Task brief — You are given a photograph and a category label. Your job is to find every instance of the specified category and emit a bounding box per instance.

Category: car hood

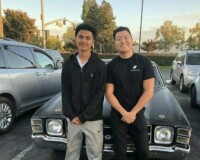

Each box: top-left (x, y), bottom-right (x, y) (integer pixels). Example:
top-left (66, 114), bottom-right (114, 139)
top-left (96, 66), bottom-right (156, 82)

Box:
top-left (103, 87), bottom-right (190, 127)
top-left (33, 87), bottom-right (190, 127)
top-left (33, 93), bottom-right (63, 118)
top-left (144, 87), bottom-right (190, 126)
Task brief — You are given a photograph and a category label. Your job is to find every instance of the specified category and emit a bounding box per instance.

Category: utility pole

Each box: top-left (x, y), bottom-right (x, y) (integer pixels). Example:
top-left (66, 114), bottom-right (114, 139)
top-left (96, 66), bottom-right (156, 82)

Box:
top-left (138, 0), bottom-right (144, 53)
top-left (0, 0), bottom-right (4, 37)
top-left (41, 0), bottom-right (46, 48)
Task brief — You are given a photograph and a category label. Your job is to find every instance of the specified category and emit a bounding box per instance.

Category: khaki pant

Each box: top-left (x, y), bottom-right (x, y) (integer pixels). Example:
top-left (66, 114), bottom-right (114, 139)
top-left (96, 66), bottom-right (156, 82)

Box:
top-left (65, 119), bottom-right (103, 160)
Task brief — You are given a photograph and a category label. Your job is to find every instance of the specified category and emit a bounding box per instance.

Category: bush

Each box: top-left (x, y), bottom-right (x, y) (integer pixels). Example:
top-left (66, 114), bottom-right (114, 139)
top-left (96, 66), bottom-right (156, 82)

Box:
top-left (61, 53), bottom-right (176, 66)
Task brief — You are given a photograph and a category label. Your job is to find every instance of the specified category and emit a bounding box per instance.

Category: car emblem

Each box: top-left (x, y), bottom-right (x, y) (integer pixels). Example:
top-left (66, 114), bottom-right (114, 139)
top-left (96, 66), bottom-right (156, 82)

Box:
top-left (55, 108), bottom-right (61, 112)
top-left (159, 114), bottom-right (165, 119)
top-left (133, 65), bottom-right (137, 69)
top-left (104, 135), bottom-right (111, 140)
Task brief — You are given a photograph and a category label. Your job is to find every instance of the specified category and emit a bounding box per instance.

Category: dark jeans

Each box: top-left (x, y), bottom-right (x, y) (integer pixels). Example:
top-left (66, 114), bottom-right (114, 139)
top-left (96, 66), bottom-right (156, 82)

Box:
top-left (110, 110), bottom-right (149, 160)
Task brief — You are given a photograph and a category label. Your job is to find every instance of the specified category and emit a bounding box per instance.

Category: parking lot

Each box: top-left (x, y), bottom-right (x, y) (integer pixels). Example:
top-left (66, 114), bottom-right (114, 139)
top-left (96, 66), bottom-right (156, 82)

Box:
top-left (0, 69), bottom-right (200, 160)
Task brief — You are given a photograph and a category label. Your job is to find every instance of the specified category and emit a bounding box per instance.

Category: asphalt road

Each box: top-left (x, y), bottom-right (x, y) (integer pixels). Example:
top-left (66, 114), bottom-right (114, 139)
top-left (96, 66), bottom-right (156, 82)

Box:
top-left (0, 69), bottom-right (200, 160)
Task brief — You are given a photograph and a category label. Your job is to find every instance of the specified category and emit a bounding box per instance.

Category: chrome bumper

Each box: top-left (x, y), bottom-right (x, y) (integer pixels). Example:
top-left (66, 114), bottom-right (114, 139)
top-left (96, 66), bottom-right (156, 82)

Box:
top-left (32, 134), bottom-right (190, 160)
top-left (32, 134), bottom-right (67, 151)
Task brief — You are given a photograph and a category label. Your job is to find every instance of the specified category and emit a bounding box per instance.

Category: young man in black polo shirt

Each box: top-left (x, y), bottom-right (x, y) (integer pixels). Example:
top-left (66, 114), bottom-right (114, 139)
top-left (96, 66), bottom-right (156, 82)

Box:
top-left (106, 26), bottom-right (155, 160)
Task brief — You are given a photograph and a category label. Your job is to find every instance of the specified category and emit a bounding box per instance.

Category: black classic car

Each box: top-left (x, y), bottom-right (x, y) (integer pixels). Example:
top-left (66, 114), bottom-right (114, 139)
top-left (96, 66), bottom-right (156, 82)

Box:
top-left (31, 61), bottom-right (191, 160)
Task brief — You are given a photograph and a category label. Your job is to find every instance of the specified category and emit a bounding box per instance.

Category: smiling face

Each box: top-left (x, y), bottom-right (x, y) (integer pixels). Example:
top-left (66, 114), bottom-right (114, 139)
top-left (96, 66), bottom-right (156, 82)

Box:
top-left (115, 30), bottom-right (133, 55)
top-left (75, 30), bottom-right (94, 53)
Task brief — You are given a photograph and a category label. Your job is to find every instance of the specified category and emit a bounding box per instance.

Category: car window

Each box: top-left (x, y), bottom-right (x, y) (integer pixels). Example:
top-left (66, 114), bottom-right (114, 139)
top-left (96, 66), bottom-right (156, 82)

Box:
top-left (46, 50), bottom-right (63, 59)
top-left (34, 50), bottom-right (54, 70)
top-left (3, 45), bottom-right (36, 69)
top-left (175, 52), bottom-right (182, 61)
top-left (176, 52), bottom-right (184, 62)
top-left (153, 66), bottom-right (162, 87)
top-left (186, 53), bottom-right (200, 65)
top-left (180, 52), bottom-right (186, 63)
top-left (0, 48), bottom-right (5, 68)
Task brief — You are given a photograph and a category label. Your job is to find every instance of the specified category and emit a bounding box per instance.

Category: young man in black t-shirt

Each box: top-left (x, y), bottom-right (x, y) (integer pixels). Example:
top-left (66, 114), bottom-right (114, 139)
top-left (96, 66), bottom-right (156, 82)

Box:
top-left (106, 26), bottom-right (155, 160)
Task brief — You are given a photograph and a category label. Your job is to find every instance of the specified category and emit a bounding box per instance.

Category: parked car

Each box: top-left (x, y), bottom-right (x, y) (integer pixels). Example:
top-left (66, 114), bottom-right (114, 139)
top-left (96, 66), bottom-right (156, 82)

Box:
top-left (0, 38), bottom-right (62, 134)
top-left (190, 77), bottom-right (200, 108)
top-left (44, 49), bottom-right (64, 63)
top-left (31, 61), bottom-right (191, 160)
top-left (170, 50), bottom-right (200, 92)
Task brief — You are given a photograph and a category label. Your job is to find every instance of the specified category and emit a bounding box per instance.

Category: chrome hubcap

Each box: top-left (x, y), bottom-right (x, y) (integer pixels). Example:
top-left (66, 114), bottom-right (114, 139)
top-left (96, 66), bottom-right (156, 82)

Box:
top-left (0, 103), bottom-right (12, 129)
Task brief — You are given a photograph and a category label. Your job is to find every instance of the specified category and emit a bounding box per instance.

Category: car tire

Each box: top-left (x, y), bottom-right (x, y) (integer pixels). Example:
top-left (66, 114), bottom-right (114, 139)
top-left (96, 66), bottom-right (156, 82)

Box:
top-left (170, 70), bottom-right (176, 84)
top-left (0, 97), bottom-right (15, 135)
top-left (191, 86), bottom-right (199, 108)
top-left (179, 76), bottom-right (187, 93)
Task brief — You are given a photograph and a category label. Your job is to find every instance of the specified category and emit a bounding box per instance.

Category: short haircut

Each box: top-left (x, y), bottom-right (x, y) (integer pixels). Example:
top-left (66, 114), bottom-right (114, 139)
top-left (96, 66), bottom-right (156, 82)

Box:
top-left (113, 26), bottom-right (132, 40)
top-left (75, 23), bottom-right (97, 40)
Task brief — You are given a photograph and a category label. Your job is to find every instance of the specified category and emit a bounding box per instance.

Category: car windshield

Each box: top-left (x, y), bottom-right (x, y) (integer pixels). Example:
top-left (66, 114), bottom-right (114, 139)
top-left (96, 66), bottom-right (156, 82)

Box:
top-left (153, 65), bottom-right (162, 87)
top-left (186, 53), bottom-right (200, 65)
top-left (45, 50), bottom-right (63, 59)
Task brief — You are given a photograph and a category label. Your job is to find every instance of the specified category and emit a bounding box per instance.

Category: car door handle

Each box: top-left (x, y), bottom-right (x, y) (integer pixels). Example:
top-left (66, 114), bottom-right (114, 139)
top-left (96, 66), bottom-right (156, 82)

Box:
top-left (35, 72), bottom-right (41, 76)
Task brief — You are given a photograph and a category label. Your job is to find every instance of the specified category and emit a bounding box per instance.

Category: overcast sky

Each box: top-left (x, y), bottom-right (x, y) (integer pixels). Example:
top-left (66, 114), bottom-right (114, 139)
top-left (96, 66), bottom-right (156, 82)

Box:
top-left (2, 0), bottom-right (200, 41)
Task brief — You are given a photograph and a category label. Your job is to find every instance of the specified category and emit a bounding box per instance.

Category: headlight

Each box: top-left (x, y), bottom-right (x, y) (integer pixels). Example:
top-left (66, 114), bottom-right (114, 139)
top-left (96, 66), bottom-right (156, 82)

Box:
top-left (154, 126), bottom-right (174, 144)
top-left (46, 119), bottom-right (63, 136)
top-left (188, 70), bottom-right (199, 76)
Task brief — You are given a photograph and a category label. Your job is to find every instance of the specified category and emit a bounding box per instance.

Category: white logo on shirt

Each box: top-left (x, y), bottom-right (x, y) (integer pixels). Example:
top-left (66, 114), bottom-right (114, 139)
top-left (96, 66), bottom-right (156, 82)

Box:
top-left (131, 65), bottom-right (140, 72)
top-left (91, 74), bottom-right (93, 77)
top-left (133, 65), bottom-right (137, 69)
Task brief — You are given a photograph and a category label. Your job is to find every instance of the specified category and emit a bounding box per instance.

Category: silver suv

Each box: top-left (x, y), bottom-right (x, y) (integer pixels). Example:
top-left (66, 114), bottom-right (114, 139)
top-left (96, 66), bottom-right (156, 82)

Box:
top-left (170, 50), bottom-right (200, 92)
top-left (0, 39), bottom-right (62, 134)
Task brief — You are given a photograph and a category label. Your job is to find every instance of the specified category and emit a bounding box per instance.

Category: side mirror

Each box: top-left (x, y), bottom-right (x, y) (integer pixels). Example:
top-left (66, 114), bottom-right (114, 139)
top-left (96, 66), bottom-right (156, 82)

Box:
top-left (55, 60), bottom-right (63, 69)
top-left (177, 61), bottom-right (182, 66)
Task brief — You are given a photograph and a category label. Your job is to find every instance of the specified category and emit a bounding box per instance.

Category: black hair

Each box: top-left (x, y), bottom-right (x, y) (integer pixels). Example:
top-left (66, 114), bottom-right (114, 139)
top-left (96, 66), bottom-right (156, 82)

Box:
top-left (75, 23), bottom-right (97, 40)
top-left (113, 26), bottom-right (132, 40)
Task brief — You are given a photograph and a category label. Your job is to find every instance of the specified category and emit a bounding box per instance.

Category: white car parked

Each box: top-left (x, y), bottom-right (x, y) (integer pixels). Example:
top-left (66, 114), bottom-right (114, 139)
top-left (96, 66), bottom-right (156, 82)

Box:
top-left (190, 77), bottom-right (200, 108)
top-left (170, 50), bottom-right (200, 92)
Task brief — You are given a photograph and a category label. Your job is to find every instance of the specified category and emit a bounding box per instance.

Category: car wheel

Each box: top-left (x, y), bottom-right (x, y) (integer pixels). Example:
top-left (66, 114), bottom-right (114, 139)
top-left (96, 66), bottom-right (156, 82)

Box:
top-left (179, 76), bottom-right (187, 93)
top-left (0, 97), bottom-right (15, 135)
top-left (170, 70), bottom-right (176, 84)
top-left (191, 86), bottom-right (199, 108)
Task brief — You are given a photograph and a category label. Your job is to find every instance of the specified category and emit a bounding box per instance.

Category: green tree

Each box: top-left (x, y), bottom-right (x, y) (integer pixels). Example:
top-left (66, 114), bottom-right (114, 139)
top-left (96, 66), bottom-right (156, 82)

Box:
top-left (83, 0), bottom-right (99, 30)
top-left (29, 36), bottom-right (42, 47)
top-left (141, 39), bottom-right (159, 54)
top-left (64, 39), bottom-right (76, 52)
top-left (82, 0), bottom-right (97, 21)
top-left (3, 9), bottom-right (37, 42)
top-left (63, 24), bottom-right (76, 42)
top-left (187, 22), bottom-right (200, 49)
top-left (156, 21), bottom-right (185, 52)
top-left (97, 0), bottom-right (116, 53)
top-left (81, 0), bottom-right (116, 53)
top-left (46, 37), bottom-right (61, 50)
top-left (63, 24), bottom-right (76, 51)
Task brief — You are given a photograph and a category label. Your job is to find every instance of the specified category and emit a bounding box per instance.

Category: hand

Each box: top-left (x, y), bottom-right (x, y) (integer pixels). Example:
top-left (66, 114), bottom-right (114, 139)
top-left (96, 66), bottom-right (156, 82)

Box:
top-left (121, 111), bottom-right (136, 124)
top-left (71, 116), bottom-right (81, 125)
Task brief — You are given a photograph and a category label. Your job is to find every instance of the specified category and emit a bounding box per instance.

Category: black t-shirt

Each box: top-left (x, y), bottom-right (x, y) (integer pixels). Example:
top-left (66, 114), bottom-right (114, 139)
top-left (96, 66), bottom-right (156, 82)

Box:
top-left (107, 53), bottom-right (155, 111)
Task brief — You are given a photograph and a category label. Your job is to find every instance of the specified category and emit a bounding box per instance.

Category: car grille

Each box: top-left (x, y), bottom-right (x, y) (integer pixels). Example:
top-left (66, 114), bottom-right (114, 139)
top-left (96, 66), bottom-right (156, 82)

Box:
top-left (103, 124), bottom-right (152, 152)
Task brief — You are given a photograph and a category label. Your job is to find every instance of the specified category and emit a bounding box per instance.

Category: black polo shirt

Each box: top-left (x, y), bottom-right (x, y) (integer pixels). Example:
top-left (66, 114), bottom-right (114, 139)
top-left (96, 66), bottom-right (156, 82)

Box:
top-left (107, 53), bottom-right (155, 111)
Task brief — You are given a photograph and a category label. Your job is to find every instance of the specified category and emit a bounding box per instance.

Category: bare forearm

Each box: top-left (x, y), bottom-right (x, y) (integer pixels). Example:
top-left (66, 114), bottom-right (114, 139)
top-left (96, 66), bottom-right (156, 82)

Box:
top-left (106, 94), bottom-right (126, 116)
top-left (106, 83), bottom-right (135, 124)
top-left (131, 89), bottom-right (153, 115)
